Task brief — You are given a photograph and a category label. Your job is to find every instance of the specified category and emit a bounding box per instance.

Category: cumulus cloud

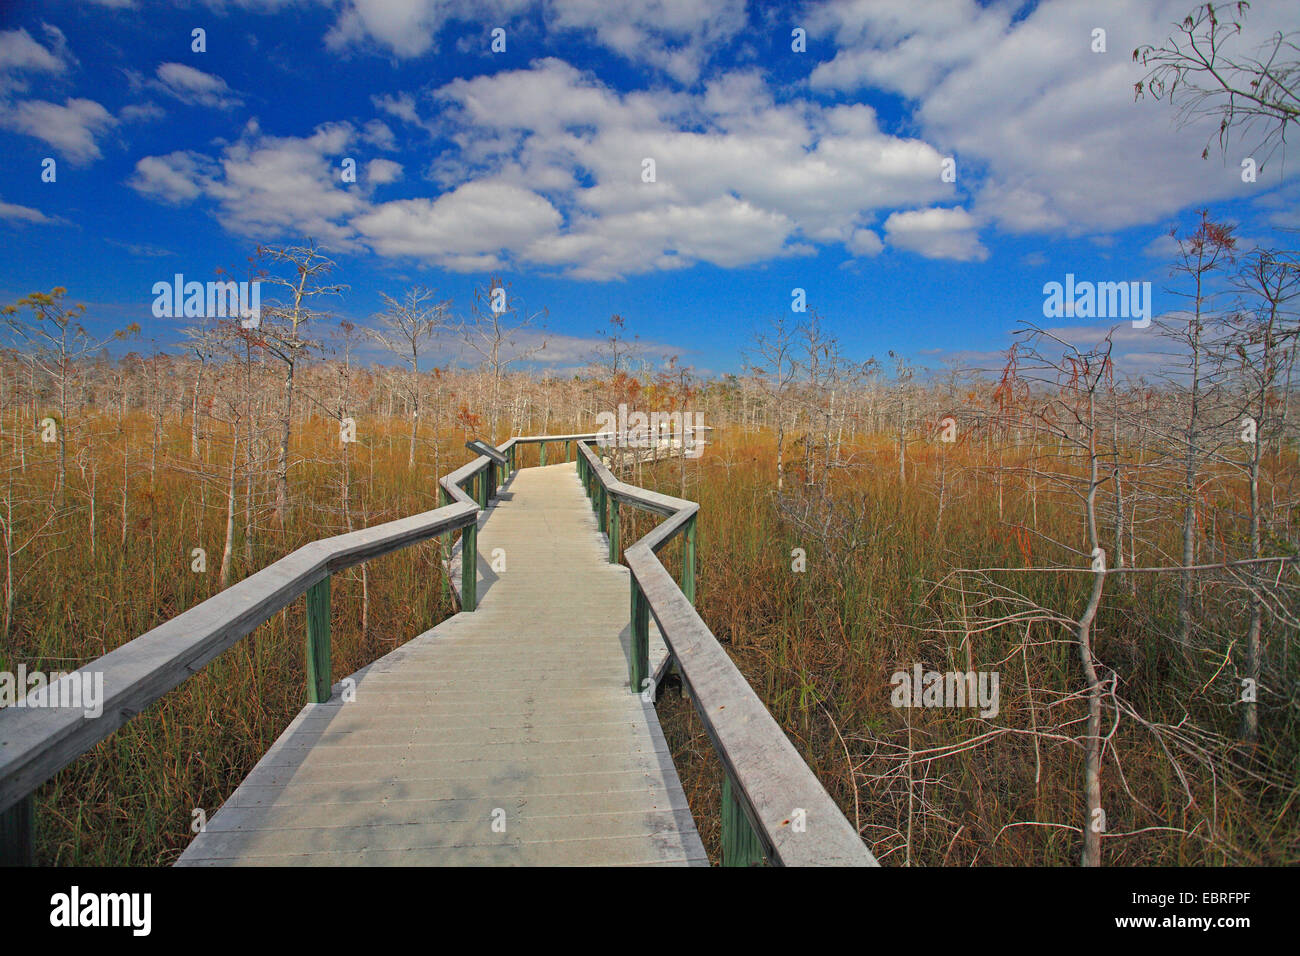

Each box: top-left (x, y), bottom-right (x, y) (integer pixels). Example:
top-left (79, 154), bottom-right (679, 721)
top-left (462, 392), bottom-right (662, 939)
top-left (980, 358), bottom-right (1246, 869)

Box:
top-left (405, 58), bottom-right (957, 275)
top-left (806, 0), bottom-right (1300, 237)
top-left (130, 121), bottom-right (370, 247)
top-left (883, 207), bottom-right (989, 261)
top-left (319, 0), bottom-right (740, 83)
top-left (0, 25), bottom-right (73, 94)
top-left (847, 228), bottom-right (883, 257)
top-left (546, 0), bottom-right (748, 85)
top-left (354, 180), bottom-right (562, 271)
top-left (365, 158), bottom-right (403, 184)
top-left (2, 97), bottom-right (115, 165)
top-left (130, 53), bottom-right (977, 276)
top-left (324, 0), bottom-right (532, 58)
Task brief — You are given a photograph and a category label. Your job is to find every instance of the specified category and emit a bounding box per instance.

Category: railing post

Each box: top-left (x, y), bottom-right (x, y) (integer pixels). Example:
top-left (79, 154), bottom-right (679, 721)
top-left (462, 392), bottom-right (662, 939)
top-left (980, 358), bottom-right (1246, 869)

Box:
top-left (306, 576), bottom-right (331, 703)
top-left (683, 513), bottom-right (696, 605)
top-left (629, 576), bottom-right (649, 695)
top-left (609, 494), bottom-right (620, 562)
top-left (439, 486), bottom-right (451, 604)
top-left (0, 795), bottom-right (34, 866)
top-left (722, 775), bottom-right (765, 867)
top-left (540, 441), bottom-right (547, 467)
top-left (598, 485), bottom-right (607, 533)
top-left (565, 440), bottom-right (571, 462)
top-left (477, 469), bottom-right (488, 509)
top-left (461, 520), bottom-right (477, 611)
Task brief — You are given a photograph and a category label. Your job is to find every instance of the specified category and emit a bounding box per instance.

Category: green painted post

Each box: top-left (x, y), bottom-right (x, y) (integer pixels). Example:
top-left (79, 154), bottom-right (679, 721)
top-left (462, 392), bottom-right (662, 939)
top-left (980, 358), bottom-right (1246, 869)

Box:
top-left (462, 520), bottom-right (477, 611)
top-left (306, 576), bottom-right (331, 703)
top-left (565, 440), bottom-right (571, 462)
top-left (477, 469), bottom-right (488, 509)
top-left (721, 775), bottom-right (766, 866)
top-left (683, 514), bottom-right (696, 605)
top-left (0, 796), bottom-right (34, 866)
top-left (609, 495), bottom-right (620, 563)
top-left (540, 442), bottom-right (547, 467)
top-left (629, 577), bottom-right (649, 695)
top-left (598, 485), bottom-right (607, 533)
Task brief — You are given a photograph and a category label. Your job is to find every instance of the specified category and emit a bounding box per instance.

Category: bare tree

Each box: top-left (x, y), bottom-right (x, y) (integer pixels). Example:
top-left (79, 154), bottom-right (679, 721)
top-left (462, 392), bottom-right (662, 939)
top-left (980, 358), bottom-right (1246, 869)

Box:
top-left (369, 286), bottom-right (451, 469)
top-left (254, 242), bottom-right (346, 525)
top-left (458, 278), bottom-right (545, 441)
top-left (1135, 2), bottom-right (1300, 168)
top-left (746, 315), bottom-right (798, 491)
top-left (3, 288), bottom-right (136, 500)
top-left (1159, 212), bottom-right (1238, 650)
top-left (1227, 245), bottom-right (1300, 741)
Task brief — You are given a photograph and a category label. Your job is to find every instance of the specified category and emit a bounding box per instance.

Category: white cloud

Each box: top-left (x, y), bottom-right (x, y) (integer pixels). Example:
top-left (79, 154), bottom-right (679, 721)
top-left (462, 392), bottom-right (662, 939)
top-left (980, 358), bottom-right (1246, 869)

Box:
top-left (0, 24), bottom-right (76, 108)
top-left (128, 53), bottom-right (988, 276)
top-left (847, 228), bottom-right (883, 256)
top-left (129, 152), bottom-right (215, 203)
top-left (2, 97), bottom-right (115, 165)
top-left (807, 0), bottom-right (1010, 99)
top-left (324, 0), bottom-right (532, 58)
top-left (120, 102), bottom-right (166, 123)
top-left (152, 62), bottom-right (241, 109)
top-left (883, 207), bottom-right (988, 261)
top-left (547, 0), bottom-right (747, 85)
top-left (361, 118), bottom-right (397, 150)
top-left (317, 0), bottom-right (740, 83)
top-left (414, 59), bottom-right (956, 276)
top-left (130, 121), bottom-right (369, 247)
top-left (365, 158), bottom-right (403, 184)
top-left (807, 0), bottom-right (1300, 238)
top-left (0, 197), bottom-right (55, 225)
top-left (354, 180), bottom-right (562, 270)
top-left (1142, 232), bottom-right (1180, 259)
top-left (0, 26), bottom-right (71, 94)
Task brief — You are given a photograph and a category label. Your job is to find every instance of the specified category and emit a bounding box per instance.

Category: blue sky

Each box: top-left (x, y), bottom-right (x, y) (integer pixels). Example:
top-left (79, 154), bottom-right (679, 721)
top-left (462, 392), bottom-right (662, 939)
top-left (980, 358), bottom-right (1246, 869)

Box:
top-left (1, 0), bottom-right (1297, 377)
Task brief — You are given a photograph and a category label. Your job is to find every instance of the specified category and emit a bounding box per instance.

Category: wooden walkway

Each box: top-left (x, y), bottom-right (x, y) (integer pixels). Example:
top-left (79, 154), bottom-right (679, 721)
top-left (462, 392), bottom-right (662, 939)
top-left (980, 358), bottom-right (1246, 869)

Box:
top-left (177, 462), bottom-right (705, 866)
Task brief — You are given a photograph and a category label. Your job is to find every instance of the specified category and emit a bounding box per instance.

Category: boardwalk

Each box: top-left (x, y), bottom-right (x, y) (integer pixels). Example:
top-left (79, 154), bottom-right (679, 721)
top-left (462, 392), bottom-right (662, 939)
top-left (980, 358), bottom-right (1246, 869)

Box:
top-left (2, 432), bottom-right (874, 867)
top-left (177, 462), bottom-right (706, 866)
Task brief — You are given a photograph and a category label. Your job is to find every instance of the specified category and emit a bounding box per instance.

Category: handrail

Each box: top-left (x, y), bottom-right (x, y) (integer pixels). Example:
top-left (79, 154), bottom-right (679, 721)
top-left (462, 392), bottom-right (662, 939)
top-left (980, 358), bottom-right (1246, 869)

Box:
top-left (574, 439), bottom-right (878, 867)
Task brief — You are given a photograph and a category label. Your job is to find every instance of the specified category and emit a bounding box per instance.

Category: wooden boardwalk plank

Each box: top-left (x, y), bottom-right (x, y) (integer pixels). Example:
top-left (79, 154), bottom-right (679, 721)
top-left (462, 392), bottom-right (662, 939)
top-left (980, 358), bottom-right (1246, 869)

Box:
top-left (178, 463), bottom-right (705, 867)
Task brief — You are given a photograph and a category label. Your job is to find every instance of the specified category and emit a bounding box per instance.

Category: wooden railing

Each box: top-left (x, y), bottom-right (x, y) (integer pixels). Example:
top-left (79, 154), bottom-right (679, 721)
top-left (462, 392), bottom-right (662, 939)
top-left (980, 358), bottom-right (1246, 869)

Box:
top-left (575, 440), bottom-right (878, 867)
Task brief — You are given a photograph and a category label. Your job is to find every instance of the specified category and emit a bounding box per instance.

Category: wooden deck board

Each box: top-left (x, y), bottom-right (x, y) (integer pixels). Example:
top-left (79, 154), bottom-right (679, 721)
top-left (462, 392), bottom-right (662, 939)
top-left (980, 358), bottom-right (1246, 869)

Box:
top-left (177, 462), bottom-right (705, 867)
